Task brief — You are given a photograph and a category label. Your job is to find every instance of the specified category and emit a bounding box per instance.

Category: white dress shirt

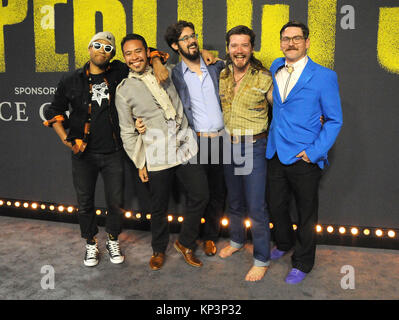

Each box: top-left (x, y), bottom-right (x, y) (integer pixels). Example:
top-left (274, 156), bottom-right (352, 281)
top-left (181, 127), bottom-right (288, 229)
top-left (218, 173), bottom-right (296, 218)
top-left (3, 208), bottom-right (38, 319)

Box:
top-left (275, 55), bottom-right (308, 102)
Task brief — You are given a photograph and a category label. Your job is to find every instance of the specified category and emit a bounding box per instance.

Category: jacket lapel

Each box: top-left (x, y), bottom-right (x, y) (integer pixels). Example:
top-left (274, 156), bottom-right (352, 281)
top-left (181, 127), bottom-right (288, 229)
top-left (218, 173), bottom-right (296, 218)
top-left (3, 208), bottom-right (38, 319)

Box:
top-left (271, 59), bottom-right (285, 104)
top-left (284, 57), bottom-right (316, 102)
top-left (206, 63), bottom-right (222, 109)
top-left (175, 62), bottom-right (190, 105)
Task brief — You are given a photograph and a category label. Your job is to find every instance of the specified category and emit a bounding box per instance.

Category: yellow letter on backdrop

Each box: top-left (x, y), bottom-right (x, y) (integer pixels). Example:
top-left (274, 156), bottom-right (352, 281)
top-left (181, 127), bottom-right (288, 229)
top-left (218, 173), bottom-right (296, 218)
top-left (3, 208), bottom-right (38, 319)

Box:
top-left (307, 0), bottom-right (337, 69)
top-left (133, 0), bottom-right (157, 48)
top-left (74, 0), bottom-right (126, 68)
top-left (34, 0), bottom-right (68, 72)
top-left (178, 0), bottom-right (203, 48)
top-left (377, 7), bottom-right (399, 74)
top-left (0, 0), bottom-right (28, 72)
top-left (255, 4), bottom-right (289, 69)
top-left (226, 0), bottom-right (252, 32)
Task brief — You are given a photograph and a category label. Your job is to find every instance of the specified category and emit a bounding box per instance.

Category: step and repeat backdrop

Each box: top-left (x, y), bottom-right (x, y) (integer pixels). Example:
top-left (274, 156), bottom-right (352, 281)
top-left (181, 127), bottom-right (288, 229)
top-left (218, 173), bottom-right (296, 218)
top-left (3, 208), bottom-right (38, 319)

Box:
top-left (0, 0), bottom-right (398, 228)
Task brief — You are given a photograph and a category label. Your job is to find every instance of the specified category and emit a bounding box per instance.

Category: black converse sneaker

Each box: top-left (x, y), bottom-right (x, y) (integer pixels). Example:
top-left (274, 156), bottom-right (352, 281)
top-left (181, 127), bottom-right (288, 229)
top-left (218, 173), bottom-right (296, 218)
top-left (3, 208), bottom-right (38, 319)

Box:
top-left (106, 237), bottom-right (124, 264)
top-left (84, 240), bottom-right (99, 267)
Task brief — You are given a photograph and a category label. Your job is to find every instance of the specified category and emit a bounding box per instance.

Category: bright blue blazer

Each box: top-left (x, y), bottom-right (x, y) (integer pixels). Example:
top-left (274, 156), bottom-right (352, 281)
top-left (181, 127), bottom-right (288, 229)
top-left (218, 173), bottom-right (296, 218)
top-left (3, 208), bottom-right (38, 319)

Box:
top-left (266, 57), bottom-right (343, 169)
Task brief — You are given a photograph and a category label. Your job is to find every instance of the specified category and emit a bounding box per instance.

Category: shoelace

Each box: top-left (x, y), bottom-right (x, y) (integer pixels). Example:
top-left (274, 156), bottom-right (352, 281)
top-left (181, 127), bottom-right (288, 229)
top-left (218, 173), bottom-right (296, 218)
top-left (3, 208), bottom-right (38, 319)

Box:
top-left (107, 240), bottom-right (121, 257)
top-left (86, 244), bottom-right (98, 259)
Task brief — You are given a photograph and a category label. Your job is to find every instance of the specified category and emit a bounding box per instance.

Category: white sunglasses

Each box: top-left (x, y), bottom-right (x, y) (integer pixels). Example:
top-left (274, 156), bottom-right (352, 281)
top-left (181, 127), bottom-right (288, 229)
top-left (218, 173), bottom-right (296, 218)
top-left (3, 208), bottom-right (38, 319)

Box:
top-left (91, 41), bottom-right (114, 53)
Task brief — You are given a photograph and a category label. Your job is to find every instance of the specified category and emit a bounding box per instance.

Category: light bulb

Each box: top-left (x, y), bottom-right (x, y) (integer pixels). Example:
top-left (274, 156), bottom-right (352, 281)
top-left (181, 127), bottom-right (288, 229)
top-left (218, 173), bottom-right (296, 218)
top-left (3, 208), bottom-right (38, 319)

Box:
top-left (388, 230), bottom-right (395, 238)
top-left (221, 218), bottom-right (229, 226)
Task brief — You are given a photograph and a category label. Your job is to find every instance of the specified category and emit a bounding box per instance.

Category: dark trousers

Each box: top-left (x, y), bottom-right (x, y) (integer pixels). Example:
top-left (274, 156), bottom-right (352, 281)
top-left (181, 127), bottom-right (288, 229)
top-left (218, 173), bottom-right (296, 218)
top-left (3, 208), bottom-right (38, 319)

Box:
top-left (147, 163), bottom-right (209, 253)
top-left (196, 136), bottom-right (226, 242)
top-left (72, 150), bottom-right (125, 240)
top-left (266, 155), bottom-right (322, 273)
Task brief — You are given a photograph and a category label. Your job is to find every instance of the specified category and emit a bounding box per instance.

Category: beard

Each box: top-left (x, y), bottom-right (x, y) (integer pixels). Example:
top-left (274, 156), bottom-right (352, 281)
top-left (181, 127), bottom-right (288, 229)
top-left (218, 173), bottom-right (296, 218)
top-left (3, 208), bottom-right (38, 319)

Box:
top-left (91, 54), bottom-right (111, 70)
top-left (93, 60), bottom-right (110, 69)
top-left (178, 43), bottom-right (200, 61)
top-left (230, 54), bottom-right (252, 72)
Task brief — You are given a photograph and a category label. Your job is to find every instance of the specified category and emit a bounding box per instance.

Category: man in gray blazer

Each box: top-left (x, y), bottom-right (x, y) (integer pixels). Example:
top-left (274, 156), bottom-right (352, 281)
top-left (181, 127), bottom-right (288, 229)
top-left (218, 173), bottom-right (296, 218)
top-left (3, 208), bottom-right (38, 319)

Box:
top-left (115, 33), bottom-right (209, 271)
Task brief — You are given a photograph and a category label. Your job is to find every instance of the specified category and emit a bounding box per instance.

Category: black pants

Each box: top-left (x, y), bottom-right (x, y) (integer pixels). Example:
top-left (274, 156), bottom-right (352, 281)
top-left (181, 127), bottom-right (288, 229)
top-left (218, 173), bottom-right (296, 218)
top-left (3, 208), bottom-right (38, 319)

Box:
top-left (196, 136), bottom-right (226, 242)
top-left (72, 150), bottom-right (124, 240)
top-left (148, 163), bottom-right (209, 253)
top-left (266, 155), bottom-right (322, 273)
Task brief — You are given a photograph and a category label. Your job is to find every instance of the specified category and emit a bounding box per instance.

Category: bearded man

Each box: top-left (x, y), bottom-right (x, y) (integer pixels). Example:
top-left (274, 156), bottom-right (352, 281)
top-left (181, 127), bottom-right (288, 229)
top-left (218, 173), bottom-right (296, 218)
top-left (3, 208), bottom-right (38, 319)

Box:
top-left (163, 21), bottom-right (226, 257)
top-left (217, 25), bottom-right (273, 282)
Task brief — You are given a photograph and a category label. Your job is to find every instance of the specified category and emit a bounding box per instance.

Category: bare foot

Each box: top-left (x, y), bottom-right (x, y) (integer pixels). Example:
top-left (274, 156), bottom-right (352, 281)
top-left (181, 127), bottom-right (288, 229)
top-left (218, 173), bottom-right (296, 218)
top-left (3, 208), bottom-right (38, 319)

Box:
top-left (218, 245), bottom-right (240, 259)
top-left (245, 265), bottom-right (268, 282)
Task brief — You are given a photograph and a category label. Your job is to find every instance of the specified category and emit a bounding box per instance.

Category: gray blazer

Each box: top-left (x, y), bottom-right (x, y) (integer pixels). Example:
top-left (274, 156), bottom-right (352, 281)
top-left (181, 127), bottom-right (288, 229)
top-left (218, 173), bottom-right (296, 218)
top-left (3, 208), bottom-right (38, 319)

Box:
top-left (115, 67), bottom-right (198, 171)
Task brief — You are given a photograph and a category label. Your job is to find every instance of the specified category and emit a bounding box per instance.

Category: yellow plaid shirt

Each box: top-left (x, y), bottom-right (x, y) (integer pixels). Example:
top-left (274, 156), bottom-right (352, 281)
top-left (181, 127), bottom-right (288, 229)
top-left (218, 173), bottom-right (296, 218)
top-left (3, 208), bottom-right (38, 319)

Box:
top-left (219, 64), bottom-right (272, 136)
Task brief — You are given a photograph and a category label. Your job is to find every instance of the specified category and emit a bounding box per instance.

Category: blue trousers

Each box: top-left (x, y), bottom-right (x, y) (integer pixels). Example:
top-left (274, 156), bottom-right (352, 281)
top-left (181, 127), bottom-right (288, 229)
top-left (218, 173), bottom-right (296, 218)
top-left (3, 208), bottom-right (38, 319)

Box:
top-left (223, 137), bottom-right (271, 266)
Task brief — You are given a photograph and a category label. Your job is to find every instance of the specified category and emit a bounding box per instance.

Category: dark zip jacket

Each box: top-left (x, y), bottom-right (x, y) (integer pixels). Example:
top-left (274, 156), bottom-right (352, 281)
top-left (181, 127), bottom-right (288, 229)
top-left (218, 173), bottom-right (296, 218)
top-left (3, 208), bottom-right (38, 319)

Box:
top-left (44, 60), bottom-right (129, 150)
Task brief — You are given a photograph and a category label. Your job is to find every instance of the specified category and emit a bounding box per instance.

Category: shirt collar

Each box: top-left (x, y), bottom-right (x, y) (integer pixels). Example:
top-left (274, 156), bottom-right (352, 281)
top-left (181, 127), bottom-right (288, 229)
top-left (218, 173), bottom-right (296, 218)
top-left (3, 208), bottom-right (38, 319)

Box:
top-left (285, 55), bottom-right (308, 69)
top-left (182, 57), bottom-right (207, 74)
top-left (227, 63), bottom-right (255, 76)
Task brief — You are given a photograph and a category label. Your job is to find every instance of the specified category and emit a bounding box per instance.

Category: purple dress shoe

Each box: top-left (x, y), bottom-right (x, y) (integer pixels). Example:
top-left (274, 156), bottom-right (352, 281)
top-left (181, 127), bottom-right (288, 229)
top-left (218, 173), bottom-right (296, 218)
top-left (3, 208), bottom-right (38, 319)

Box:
top-left (285, 268), bottom-right (307, 284)
top-left (270, 247), bottom-right (286, 260)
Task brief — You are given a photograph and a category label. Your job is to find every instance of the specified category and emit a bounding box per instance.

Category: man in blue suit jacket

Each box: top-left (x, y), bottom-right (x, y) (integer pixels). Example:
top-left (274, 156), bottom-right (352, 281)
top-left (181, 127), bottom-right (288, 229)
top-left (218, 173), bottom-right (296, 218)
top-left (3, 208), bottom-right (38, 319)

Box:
top-left (266, 21), bottom-right (343, 284)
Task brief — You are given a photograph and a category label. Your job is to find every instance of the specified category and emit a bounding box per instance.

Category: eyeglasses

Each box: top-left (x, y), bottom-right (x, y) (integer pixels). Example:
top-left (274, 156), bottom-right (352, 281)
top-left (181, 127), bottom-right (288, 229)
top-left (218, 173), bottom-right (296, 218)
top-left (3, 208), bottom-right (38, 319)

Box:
top-left (91, 41), bottom-right (114, 53)
top-left (177, 33), bottom-right (198, 42)
top-left (280, 36), bottom-right (305, 44)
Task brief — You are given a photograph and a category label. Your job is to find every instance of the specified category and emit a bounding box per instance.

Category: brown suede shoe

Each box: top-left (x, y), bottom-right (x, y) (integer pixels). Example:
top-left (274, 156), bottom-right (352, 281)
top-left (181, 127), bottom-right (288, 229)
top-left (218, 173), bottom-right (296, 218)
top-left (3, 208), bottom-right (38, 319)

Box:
top-left (149, 252), bottom-right (165, 270)
top-left (174, 240), bottom-right (203, 267)
top-left (203, 240), bottom-right (217, 256)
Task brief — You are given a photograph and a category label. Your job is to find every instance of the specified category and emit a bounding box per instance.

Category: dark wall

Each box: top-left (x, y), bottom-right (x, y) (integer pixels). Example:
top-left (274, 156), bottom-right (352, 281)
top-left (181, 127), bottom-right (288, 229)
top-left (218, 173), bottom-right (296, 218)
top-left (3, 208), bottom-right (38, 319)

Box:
top-left (1, 0), bottom-right (398, 228)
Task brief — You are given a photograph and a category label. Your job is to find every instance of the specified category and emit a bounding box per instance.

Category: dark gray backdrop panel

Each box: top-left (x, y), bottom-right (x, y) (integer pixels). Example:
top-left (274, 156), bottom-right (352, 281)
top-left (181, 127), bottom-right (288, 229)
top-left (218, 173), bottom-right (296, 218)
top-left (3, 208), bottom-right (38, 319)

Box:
top-left (0, 0), bottom-right (398, 228)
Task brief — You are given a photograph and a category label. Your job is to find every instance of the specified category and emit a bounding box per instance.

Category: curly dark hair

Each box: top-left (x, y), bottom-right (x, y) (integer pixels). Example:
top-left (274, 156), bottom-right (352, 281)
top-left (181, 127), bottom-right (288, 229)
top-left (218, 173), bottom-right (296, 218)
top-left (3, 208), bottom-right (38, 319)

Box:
top-left (164, 20), bottom-right (195, 53)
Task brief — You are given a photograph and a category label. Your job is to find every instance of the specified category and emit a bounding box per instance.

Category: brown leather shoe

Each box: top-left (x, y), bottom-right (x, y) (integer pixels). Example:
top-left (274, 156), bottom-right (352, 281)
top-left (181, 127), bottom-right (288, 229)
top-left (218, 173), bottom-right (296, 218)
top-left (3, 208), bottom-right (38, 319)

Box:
top-left (149, 252), bottom-right (165, 270)
top-left (203, 240), bottom-right (217, 256)
top-left (174, 240), bottom-right (203, 267)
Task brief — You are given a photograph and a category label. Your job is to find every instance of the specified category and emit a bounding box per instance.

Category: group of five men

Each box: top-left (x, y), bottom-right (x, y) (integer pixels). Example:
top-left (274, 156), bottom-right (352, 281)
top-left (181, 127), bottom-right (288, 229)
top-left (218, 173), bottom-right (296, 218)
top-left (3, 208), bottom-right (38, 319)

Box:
top-left (44, 20), bottom-right (343, 285)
